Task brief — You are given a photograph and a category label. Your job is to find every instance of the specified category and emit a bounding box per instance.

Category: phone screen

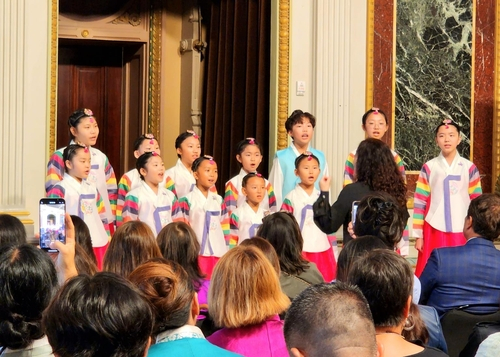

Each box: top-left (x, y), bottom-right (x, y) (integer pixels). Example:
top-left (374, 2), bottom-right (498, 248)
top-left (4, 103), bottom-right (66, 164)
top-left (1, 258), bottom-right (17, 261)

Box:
top-left (351, 201), bottom-right (359, 228)
top-left (39, 198), bottom-right (66, 252)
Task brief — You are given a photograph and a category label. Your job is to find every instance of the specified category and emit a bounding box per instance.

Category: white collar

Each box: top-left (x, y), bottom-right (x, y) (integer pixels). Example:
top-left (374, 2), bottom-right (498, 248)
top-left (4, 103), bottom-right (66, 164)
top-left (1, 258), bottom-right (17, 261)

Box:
top-left (156, 325), bottom-right (205, 344)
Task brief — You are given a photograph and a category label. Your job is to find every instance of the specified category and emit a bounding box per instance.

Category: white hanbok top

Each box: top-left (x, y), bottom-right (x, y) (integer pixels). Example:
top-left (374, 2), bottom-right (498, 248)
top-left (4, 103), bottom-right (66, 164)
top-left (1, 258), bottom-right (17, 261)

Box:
top-left (229, 201), bottom-right (265, 247)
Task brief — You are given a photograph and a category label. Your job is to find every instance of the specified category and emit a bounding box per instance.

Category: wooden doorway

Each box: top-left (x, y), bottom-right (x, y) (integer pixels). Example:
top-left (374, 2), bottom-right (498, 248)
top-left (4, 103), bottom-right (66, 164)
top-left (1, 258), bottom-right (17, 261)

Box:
top-left (57, 39), bottom-right (147, 179)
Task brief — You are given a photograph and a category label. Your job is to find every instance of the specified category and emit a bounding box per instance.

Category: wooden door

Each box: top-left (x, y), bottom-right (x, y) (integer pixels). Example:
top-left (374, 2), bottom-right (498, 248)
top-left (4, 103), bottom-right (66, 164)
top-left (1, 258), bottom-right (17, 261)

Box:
top-left (57, 40), bottom-right (146, 179)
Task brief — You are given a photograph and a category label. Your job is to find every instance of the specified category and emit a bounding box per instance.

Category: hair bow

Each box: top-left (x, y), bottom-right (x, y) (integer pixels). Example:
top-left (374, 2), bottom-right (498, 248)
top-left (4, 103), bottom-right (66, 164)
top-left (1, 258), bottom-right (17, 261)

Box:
top-left (443, 119), bottom-right (451, 129)
top-left (371, 107), bottom-right (379, 114)
top-left (246, 137), bottom-right (256, 145)
top-left (187, 130), bottom-right (200, 139)
top-left (204, 155), bottom-right (214, 164)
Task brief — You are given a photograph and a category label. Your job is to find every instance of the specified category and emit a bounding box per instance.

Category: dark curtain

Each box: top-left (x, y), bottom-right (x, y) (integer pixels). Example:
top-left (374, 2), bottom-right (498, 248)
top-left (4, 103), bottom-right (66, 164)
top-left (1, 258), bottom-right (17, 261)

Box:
top-left (202, 0), bottom-right (271, 194)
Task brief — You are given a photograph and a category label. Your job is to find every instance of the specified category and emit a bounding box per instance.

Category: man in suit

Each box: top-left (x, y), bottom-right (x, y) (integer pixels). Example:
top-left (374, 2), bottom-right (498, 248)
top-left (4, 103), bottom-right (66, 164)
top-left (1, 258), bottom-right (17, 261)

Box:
top-left (420, 193), bottom-right (500, 317)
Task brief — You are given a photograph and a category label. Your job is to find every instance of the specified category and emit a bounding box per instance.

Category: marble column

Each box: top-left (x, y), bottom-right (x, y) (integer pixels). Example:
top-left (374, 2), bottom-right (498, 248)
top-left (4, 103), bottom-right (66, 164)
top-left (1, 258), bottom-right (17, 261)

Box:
top-left (0, 0), bottom-right (51, 235)
top-left (311, 0), bottom-right (367, 198)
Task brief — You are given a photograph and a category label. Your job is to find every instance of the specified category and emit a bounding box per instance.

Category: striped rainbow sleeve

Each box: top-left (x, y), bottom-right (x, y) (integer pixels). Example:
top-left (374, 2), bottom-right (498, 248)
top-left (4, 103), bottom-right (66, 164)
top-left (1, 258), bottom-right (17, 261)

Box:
top-left (394, 152), bottom-right (407, 180)
top-left (468, 164), bottom-right (482, 198)
top-left (45, 151), bottom-right (64, 194)
top-left (121, 194), bottom-right (139, 223)
top-left (97, 191), bottom-right (111, 238)
top-left (413, 165), bottom-right (431, 239)
top-left (221, 201), bottom-right (230, 244)
top-left (164, 175), bottom-right (177, 196)
top-left (224, 181), bottom-right (239, 215)
top-left (104, 156), bottom-right (118, 218)
top-left (116, 174), bottom-right (132, 226)
top-left (229, 212), bottom-right (239, 248)
top-left (280, 197), bottom-right (294, 214)
top-left (343, 152), bottom-right (355, 187)
top-left (173, 197), bottom-right (190, 223)
top-left (266, 182), bottom-right (277, 212)
top-left (47, 185), bottom-right (65, 199)
top-left (171, 196), bottom-right (181, 218)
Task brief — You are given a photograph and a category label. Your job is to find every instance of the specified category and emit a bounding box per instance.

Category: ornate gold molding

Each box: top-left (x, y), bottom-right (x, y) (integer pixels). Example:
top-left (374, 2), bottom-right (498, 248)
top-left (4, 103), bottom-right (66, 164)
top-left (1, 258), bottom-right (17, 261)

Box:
top-left (148, 0), bottom-right (162, 138)
top-left (493, 0), bottom-right (500, 191)
top-left (277, 0), bottom-right (290, 150)
top-left (48, 0), bottom-right (58, 157)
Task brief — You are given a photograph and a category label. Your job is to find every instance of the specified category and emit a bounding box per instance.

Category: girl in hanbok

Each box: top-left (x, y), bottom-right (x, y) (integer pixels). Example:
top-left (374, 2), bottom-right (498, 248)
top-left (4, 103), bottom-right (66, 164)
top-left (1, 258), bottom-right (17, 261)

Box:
top-left (176, 155), bottom-right (230, 278)
top-left (224, 138), bottom-right (276, 215)
top-left (229, 172), bottom-right (267, 248)
top-left (343, 107), bottom-right (405, 186)
top-left (121, 152), bottom-right (178, 236)
top-left (164, 130), bottom-right (201, 198)
top-left (46, 108), bottom-right (117, 231)
top-left (48, 144), bottom-right (110, 269)
top-left (116, 134), bottom-right (164, 226)
top-left (281, 152), bottom-right (337, 281)
top-left (413, 119), bottom-right (482, 276)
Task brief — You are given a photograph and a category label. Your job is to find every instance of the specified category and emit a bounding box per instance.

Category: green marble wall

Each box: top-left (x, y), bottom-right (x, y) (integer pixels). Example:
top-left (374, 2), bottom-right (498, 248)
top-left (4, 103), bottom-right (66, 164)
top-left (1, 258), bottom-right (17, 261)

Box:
top-left (395, 0), bottom-right (472, 171)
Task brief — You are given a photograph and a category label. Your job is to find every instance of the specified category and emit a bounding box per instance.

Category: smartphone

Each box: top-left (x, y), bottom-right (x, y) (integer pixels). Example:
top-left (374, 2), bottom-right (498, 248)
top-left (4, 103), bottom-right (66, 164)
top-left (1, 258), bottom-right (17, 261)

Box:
top-left (39, 198), bottom-right (66, 252)
top-left (351, 201), bottom-right (360, 228)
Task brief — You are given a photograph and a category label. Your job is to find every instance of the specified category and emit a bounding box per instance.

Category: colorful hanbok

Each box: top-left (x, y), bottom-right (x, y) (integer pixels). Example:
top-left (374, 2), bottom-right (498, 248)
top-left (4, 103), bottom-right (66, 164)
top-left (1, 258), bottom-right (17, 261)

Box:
top-left (229, 201), bottom-right (266, 248)
top-left (413, 152), bottom-right (482, 276)
top-left (281, 185), bottom-right (337, 281)
top-left (121, 181), bottom-right (178, 236)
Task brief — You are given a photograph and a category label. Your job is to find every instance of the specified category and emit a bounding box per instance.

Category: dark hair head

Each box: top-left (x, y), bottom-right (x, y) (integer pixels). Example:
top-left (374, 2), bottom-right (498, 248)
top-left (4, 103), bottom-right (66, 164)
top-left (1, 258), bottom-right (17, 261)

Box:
top-left (70, 215), bottom-right (97, 266)
top-left (103, 221), bottom-right (162, 277)
top-left (362, 107), bottom-right (388, 125)
top-left (294, 151), bottom-right (320, 169)
top-left (133, 133), bottom-right (159, 151)
top-left (43, 272), bottom-right (153, 357)
top-left (236, 137), bottom-right (263, 156)
top-left (467, 193), bottom-right (500, 241)
top-left (0, 244), bottom-right (58, 349)
top-left (129, 259), bottom-right (194, 334)
top-left (156, 222), bottom-right (205, 291)
top-left (242, 172), bottom-right (265, 188)
top-left (347, 249), bottom-right (413, 327)
top-left (63, 144), bottom-right (88, 173)
top-left (256, 211), bottom-right (309, 275)
top-left (353, 192), bottom-right (410, 249)
top-left (434, 119), bottom-right (461, 136)
top-left (68, 108), bottom-right (95, 128)
top-left (191, 155), bottom-right (215, 172)
top-left (240, 237), bottom-right (280, 275)
top-left (336, 235), bottom-right (388, 282)
top-left (355, 139), bottom-right (407, 208)
top-left (284, 282), bottom-right (377, 357)
top-left (136, 151), bottom-right (161, 180)
top-left (0, 214), bottom-right (27, 246)
top-left (285, 109), bottom-right (316, 132)
top-left (175, 130), bottom-right (200, 158)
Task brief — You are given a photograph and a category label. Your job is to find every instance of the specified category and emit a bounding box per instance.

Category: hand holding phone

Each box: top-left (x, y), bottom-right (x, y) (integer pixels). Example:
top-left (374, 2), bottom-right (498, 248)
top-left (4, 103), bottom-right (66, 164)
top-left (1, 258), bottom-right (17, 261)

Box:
top-left (39, 198), bottom-right (66, 252)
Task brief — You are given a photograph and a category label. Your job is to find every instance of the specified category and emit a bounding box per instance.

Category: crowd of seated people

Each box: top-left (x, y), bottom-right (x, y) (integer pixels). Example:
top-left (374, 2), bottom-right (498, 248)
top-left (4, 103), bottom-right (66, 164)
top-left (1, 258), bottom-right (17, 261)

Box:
top-left (2, 189), bottom-right (500, 356)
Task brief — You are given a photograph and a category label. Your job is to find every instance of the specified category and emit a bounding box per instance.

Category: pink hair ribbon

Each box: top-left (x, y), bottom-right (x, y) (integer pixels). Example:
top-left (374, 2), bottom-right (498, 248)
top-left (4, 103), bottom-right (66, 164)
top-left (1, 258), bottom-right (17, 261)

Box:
top-left (204, 155), bottom-right (214, 164)
top-left (152, 151), bottom-right (158, 156)
top-left (187, 130), bottom-right (200, 139)
top-left (83, 146), bottom-right (89, 153)
top-left (246, 137), bottom-right (256, 145)
top-left (371, 107), bottom-right (379, 114)
top-left (83, 108), bottom-right (93, 116)
top-left (443, 119), bottom-right (451, 129)
top-left (145, 133), bottom-right (155, 144)
top-left (304, 151), bottom-right (313, 161)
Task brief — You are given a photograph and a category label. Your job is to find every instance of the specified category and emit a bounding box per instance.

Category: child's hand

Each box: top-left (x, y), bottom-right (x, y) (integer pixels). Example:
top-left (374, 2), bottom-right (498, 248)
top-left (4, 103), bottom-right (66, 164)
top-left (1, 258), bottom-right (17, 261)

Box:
top-left (319, 176), bottom-right (331, 191)
top-left (50, 213), bottom-right (78, 284)
top-left (415, 238), bottom-right (423, 253)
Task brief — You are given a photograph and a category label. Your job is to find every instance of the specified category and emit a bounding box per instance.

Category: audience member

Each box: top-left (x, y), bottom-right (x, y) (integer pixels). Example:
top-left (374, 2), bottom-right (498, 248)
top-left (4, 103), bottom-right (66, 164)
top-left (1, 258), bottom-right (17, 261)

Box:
top-left (348, 250), bottom-right (448, 356)
top-left (43, 272), bottom-right (153, 357)
top-left (103, 221), bottom-right (161, 277)
top-left (129, 259), bottom-right (241, 357)
top-left (0, 244), bottom-right (58, 356)
top-left (207, 245), bottom-right (290, 357)
top-left (74, 244), bottom-right (98, 275)
top-left (156, 222), bottom-right (208, 305)
top-left (240, 236), bottom-right (280, 275)
top-left (0, 214), bottom-right (27, 246)
top-left (257, 211), bottom-right (323, 299)
top-left (284, 282), bottom-right (380, 357)
top-left (70, 214), bottom-right (98, 266)
top-left (420, 193), bottom-right (500, 317)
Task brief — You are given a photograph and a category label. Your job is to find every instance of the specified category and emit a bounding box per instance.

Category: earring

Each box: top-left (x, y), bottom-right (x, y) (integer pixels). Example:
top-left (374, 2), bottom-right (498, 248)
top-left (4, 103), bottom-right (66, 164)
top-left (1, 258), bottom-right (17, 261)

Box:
top-left (403, 314), bottom-right (415, 331)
